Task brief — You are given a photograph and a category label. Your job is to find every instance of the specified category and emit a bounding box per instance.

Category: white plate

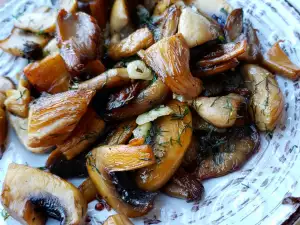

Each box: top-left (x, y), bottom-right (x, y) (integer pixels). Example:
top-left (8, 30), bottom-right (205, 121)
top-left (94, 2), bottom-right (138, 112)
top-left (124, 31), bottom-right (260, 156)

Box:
top-left (0, 0), bottom-right (300, 224)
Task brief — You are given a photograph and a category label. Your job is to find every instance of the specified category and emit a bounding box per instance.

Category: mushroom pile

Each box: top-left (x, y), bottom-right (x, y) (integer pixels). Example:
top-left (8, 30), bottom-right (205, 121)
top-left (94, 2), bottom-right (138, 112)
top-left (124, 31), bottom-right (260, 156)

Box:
top-left (0, 0), bottom-right (299, 224)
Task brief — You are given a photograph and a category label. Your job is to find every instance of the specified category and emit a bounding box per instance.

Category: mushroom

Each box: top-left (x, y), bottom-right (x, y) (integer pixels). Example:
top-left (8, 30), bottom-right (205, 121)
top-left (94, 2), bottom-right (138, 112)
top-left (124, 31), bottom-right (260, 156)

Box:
top-left (191, 93), bottom-right (245, 128)
top-left (0, 28), bottom-right (49, 59)
top-left (262, 41), bottom-right (300, 80)
top-left (59, 0), bottom-right (78, 13)
top-left (24, 52), bottom-right (70, 94)
top-left (158, 5), bottom-right (181, 39)
top-left (14, 6), bottom-right (57, 34)
top-left (127, 60), bottom-right (153, 81)
top-left (135, 100), bottom-right (193, 191)
top-left (0, 77), bottom-right (15, 94)
top-left (108, 28), bottom-right (154, 61)
top-left (241, 64), bottom-right (284, 131)
top-left (105, 79), bottom-right (170, 121)
top-left (1, 163), bottom-right (87, 225)
top-left (5, 79), bottom-right (31, 118)
top-left (43, 38), bottom-right (59, 56)
top-left (78, 178), bottom-right (98, 204)
top-left (81, 60), bottom-right (106, 78)
top-left (106, 119), bottom-right (137, 145)
top-left (86, 144), bottom-right (157, 217)
top-left (138, 34), bottom-right (202, 99)
top-left (110, 0), bottom-right (130, 36)
top-left (28, 89), bottom-right (95, 148)
top-left (192, 112), bottom-right (226, 133)
top-left (196, 125), bottom-right (260, 180)
top-left (186, 0), bottom-right (232, 16)
top-left (103, 214), bottom-right (133, 225)
top-left (224, 8), bottom-right (243, 42)
top-left (178, 7), bottom-right (220, 48)
top-left (0, 107), bottom-right (7, 159)
top-left (56, 10), bottom-right (103, 75)
top-left (193, 59), bottom-right (239, 77)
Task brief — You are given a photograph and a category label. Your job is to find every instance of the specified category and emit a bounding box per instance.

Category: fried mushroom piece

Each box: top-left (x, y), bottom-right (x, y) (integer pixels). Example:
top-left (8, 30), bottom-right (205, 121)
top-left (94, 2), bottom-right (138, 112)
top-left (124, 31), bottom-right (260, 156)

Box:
top-left (28, 89), bottom-right (95, 148)
top-left (24, 53), bottom-right (70, 94)
top-left (108, 28), bottom-right (154, 61)
top-left (241, 64), bottom-right (284, 131)
top-left (135, 100), bottom-right (193, 191)
top-left (0, 28), bottom-right (49, 59)
top-left (87, 144), bottom-right (157, 218)
top-left (1, 163), bottom-right (87, 225)
top-left (0, 77), bottom-right (15, 94)
top-left (78, 178), bottom-right (98, 204)
top-left (103, 214), bottom-right (133, 225)
top-left (196, 125), bottom-right (260, 180)
top-left (0, 106), bottom-right (7, 159)
top-left (59, 0), bottom-right (78, 13)
top-left (224, 8), bottom-right (243, 42)
top-left (138, 34), bottom-right (202, 99)
top-left (57, 10), bottom-right (103, 75)
top-left (159, 5), bottom-right (181, 39)
top-left (191, 93), bottom-right (245, 128)
top-left (110, 0), bottom-right (130, 36)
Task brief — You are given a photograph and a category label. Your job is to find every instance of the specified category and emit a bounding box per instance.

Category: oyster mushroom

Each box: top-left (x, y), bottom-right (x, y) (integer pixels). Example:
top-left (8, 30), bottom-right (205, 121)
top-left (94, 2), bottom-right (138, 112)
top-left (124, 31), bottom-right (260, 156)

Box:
top-left (241, 64), bottom-right (284, 131)
top-left (78, 178), bottom-right (98, 204)
top-left (135, 100), bottom-right (193, 191)
top-left (1, 163), bottom-right (87, 225)
top-left (24, 52), bottom-right (70, 94)
top-left (56, 10), bottom-right (103, 75)
top-left (0, 28), bottom-right (49, 59)
top-left (28, 89), bottom-right (95, 148)
top-left (159, 5), bottom-right (181, 39)
top-left (103, 214), bottom-right (133, 225)
top-left (87, 144), bottom-right (157, 217)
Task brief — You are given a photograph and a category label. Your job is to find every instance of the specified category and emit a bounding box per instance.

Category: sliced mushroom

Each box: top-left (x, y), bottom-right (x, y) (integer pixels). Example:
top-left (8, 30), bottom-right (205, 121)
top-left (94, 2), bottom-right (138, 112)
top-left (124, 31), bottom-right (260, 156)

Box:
top-left (108, 28), bottom-right (154, 61)
top-left (191, 93), bottom-right (245, 128)
top-left (262, 41), bottom-right (300, 80)
top-left (87, 144), bottom-right (157, 217)
top-left (0, 107), bottom-right (7, 159)
top-left (106, 119), bottom-right (137, 145)
top-left (186, 0), bottom-right (232, 16)
top-left (103, 214), bottom-right (133, 225)
top-left (14, 6), bottom-right (57, 34)
top-left (224, 8), bottom-right (243, 42)
top-left (138, 34), bottom-right (202, 99)
top-left (78, 68), bottom-right (130, 91)
top-left (193, 59), bottom-right (239, 77)
top-left (196, 125), bottom-right (260, 180)
top-left (28, 89), bottom-right (95, 148)
top-left (163, 168), bottom-right (204, 202)
top-left (81, 60), bottom-right (106, 78)
top-left (178, 7), bottom-right (220, 48)
top-left (59, 0), bottom-right (78, 13)
top-left (135, 100), bottom-right (193, 191)
top-left (159, 5), bottom-right (181, 39)
top-left (110, 0), bottom-right (130, 35)
top-left (24, 52), bottom-right (70, 94)
top-left (0, 28), bottom-right (49, 59)
top-left (1, 163), bottom-right (87, 225)
top-left (78, 178), bottom-right (98, 203)
top-left (136, 105), bottom-right (173, 125)
top-left (127, 60), bottom-right (153, 81)
top-left (241, 64), bottom-right (284, 131)
top-left (0, 77), bottom-right (15, 94)
top-left (5, 79), bottom-right (31, 118)
top-left (57, 10), bottom-right (102, 75)
top-left (105, 79), bottom-right (169, 121)
top-left (8, 113), bottom-right (53, 153)
top-left (43, 38), bottom-right (59, 56)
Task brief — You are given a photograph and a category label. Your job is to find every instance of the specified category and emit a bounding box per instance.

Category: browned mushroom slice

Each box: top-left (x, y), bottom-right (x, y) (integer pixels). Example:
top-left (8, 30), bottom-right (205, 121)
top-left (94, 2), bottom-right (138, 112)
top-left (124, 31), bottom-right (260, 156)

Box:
top-left (14, 6), bottom-right (57, 34)
top-left (108, 28), bottom-right (154, 61)
top-left (81, 59), bottom-right (106, 78)
top-left (160, 5), bottom-right (181, 39)
top-left (103, 214), bottom-right (133, 225)
top-left (163, 169), bottom-right (204, 202)
top-left (57, 10), bottom-right (102, 75)
top-left (224, 8), bottom-right (243, 42)
top-left (28, 89), bottom-right (95, 148)
top-left (186, 0), bottom-right (232, 17)
top-left (24, 53), bottom-right (70, 94)
top-left (241, 64), bottom-right (284, 131)
top-left (1, 163), bottom-right (87, 225)
top-left (79, 178), bottom-right (98, 203)
top-left (78, 68), bottom-right (130, 91)
top-left (139, 34), bottom-right (202, 99)
top-left (87, 145), bottom-right (157, 218)
top-left (43, 38), bottom-right (60, 56)
top-left (105, 79), bottom-right (169, 121)
top-left (0, 107), bottom-right (7, 159)
top-left (262, 41), bottom-right (300, 80)
top-left (0, 28), bottom-right (49, 59)
top-left (196, 125), bottom-right (260, 180)
top-left (110, 0), bottom-right (130, 35)
top-left (136, 100), bottom-right (193, 191)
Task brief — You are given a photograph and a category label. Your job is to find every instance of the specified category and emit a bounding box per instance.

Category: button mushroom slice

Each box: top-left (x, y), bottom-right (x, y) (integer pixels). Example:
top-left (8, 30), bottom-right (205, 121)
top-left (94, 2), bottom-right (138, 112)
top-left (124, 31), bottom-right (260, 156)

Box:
top-left (196, 125), bottom-right (260, 180)
top-left (135, 100), bottom-right (193, 191)
top-left (78, 68), bottom-right (130, 91)
top-left (0, 107), bottom-right (7, 159)
top-left (224, 8), bottom-right (243, 42)
top-left (110, 0), bottom-right (130, 36)
top-left (159, 5), bottom-right (181, 39)
top-left (87, 144), bottom-right (157, 217)
top-left (262, 41), bottom-right (300, 80)
top-left (24, 53), bottom-right (70, 94)
top-left (108, 28), bottom-right (154, 61)
top-left (59, 0), bottom-right (78, 13)
top-left (28, 89), bottom-right (95, 148)
top-left (0, 77), bottom-right (15, 94)
top-left (43, 38), bottom-right (59, 56)
top-left (177, 7), bottom-right (220, 48)
top-left (56, 10), bottom-right (103, 75)
top-left (191, 93), bottom-right (245, 128)
top-left (163, 168), bottom-right (204, 202)
top-left (103, 214), bottom-right (133, 225)
top-left (241, 64), bottom-right (284, 131)
top-left (1, 163), bottom-right (87, 225)
top-left (0, 28), bottom-right (49, 59)
top-left (138, 34), bottom-right (202, 99)
top-left (14, 6), bottom-right (57, 34)
top-left (5, 79), bottom-right (31, 118)
top-left (105, 79), bottom-right (170, 121)
top-left (78, 178), bottom-right (98, 203)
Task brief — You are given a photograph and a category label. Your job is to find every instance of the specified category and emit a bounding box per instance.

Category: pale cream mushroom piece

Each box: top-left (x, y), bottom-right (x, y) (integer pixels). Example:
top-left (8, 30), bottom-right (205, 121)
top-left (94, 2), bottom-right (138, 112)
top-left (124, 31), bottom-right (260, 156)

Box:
top-left (185, 0), bottom-right (232, 16)
top-left (110, 0), bottom-right (130, 35)
top-left (43, 38), bottom-right (59, 56)
top-left (59, 0), bottom-right (78, 13)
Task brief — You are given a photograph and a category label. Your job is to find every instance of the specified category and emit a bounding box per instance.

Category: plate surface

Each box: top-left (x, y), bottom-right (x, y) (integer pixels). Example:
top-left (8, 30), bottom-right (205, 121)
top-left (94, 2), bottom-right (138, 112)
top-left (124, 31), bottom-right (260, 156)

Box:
top-left (0, 0), bottom-right (300, 224)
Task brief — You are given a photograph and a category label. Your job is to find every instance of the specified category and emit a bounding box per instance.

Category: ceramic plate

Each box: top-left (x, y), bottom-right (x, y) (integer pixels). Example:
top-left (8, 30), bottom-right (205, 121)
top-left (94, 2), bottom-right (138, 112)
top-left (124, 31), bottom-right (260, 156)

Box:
top-left (0, 0), bottom-right (299, 224)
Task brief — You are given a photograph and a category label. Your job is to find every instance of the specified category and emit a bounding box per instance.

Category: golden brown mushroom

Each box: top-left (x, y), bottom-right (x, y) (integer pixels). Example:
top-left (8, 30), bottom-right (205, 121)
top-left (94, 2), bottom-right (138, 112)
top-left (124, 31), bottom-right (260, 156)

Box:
top-left (103, 214), bottom-right (133, 225)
